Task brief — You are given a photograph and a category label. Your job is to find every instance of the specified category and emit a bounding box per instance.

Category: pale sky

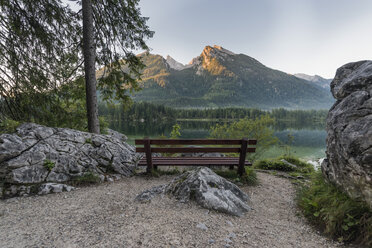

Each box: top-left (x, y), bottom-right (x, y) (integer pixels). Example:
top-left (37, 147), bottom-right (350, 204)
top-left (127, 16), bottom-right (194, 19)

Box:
top-left (138, 0), bottom-right (372, 78)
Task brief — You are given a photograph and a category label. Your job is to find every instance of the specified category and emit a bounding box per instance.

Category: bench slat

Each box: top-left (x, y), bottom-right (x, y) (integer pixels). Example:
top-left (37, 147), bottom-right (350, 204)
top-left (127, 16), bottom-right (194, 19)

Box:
top-left (136, 147), bottom-right (256, 153)
top-left (137, 157), bottom-right (252, 166)
top-left (135, 139), bottom-right (257, 145)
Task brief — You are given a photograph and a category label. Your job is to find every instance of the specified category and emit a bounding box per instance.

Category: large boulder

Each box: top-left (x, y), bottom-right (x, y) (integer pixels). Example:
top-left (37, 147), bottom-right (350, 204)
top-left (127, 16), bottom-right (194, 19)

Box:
top-left (135, 167), bottom-right (251, 216)
top-left (321, 60), bottom-right (372, 207)
top-left (0, 123), bottom-right (140, 197)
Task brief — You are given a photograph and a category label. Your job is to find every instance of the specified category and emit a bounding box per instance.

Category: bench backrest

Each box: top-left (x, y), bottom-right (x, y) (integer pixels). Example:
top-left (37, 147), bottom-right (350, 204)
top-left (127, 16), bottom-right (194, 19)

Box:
top-left (135, 138), bottom-right (257, 153)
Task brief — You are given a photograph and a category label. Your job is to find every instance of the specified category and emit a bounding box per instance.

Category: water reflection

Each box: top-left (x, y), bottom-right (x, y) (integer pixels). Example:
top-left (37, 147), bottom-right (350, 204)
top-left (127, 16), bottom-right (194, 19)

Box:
top-left (109, 119), bottom-right (326, 147)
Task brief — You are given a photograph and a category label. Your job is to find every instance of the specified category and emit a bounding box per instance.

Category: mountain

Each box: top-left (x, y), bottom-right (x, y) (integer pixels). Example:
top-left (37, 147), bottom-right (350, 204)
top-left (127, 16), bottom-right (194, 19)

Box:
top-left (129, 45), bottom-right (334, 109)
top-left (294, 73), bottom-right (332, 89)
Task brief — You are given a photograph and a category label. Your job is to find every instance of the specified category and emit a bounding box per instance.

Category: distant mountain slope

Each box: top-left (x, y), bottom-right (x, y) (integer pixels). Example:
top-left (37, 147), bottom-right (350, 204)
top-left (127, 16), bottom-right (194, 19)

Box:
top-left (129, 45), bottom-right (334, 109)
top-left (294, 73), bottom-right (332, 89)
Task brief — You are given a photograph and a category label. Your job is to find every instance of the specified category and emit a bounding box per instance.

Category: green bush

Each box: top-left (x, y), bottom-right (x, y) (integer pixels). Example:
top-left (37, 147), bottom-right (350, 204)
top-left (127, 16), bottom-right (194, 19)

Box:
top-left (0, 118), bottom-right (21, 134)
top-left (298, 170), bottom-right (372, 245)
top-left (255, 159), bottom-right (295, 171)
top-left (215, 167), bottom-right (258, 186)
top-left (254, 156), bottom-right (314, 174)
top-left (209, 115), bottom-right (278, 161)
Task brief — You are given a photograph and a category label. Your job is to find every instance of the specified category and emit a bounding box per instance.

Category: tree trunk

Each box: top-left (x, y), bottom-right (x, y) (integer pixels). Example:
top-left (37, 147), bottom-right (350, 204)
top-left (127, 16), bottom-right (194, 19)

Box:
top-left (82, 0), bottom-right (100, 134)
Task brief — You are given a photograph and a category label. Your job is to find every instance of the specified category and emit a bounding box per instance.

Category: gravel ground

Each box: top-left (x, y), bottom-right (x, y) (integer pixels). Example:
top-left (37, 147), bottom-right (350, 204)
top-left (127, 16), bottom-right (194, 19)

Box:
top-left (0, 172), bottom-right (344, 248)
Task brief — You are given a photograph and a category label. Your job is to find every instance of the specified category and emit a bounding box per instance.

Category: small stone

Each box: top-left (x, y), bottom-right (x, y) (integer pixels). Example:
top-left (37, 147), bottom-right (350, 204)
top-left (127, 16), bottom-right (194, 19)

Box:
top-left (226, 221), bottom-right (233, 227)
top-left (196, 223), bottom-right (208, 231)
top-left (208, 239), bottom-right (215, 244)
top-left (224, 238), bottom-right (232, 243)
top-left (228, 232), bottom-right (236, 239)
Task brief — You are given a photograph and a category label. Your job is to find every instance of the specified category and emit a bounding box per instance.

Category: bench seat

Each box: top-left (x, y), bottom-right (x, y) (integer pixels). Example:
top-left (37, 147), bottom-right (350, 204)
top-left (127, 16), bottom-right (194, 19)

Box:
top-left (138, 157), bottom-right (252, 166)
top-left (135, 138), bottom-right (256, 175)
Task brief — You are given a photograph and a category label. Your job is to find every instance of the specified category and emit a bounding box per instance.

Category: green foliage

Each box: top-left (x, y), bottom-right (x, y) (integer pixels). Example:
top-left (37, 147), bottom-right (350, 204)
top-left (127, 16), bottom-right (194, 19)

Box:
top-left (0, 1), bottom-right (153, 134)
top-left (214, 167), bottom-right (258, 186)
top-left (254, 155), bottom-right (314, 174)
top-left (209, 115), bottom-right (278, 161)
top-left (0, 118), bottom-right (20, 134)
top-left (170, 123), bottom-right (181, 139)
top-left (71, 172), bottom-right (101, 186)
top-left (298, 171), bottom-right (372, 246)
top-left (255, 159), bottom-right (295, 172)
top-left (99, 116), bottom-right (109, 134)
top-left (283, 132), bottom-right (295, 156)
top-left (43, 159), bottom-right (55, 172)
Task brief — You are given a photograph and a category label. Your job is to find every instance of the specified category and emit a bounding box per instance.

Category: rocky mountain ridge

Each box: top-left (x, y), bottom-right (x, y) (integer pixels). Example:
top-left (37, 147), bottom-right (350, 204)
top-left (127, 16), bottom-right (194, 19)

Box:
top-left (132, 45), bottom-right (334, 109)
top-left (294, 73), bottom-right (332, 89)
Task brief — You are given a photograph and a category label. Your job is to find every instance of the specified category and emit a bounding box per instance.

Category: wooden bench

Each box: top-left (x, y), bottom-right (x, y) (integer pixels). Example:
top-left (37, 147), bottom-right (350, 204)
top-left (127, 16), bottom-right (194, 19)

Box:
top-left (135, 138), bottom-right (257, 176)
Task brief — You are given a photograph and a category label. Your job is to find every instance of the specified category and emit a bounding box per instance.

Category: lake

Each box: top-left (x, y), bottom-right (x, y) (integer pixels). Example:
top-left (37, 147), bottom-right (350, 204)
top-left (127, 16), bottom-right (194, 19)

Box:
top-left (109, 120), bottom-right (327, 161)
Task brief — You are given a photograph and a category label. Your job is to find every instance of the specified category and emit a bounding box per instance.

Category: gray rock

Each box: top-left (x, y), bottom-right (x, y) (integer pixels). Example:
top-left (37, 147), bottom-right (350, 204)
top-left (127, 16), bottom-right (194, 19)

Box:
top-left (224, 238), bottom-right (232, 243)
top-left (280, 159), bottom-right (297, 169)
top-left (226, 220), bottom-right (234, 227)
top-left (208, 239), bottom-right (215, 244)
top-left (0, 123), bottom-right (139, 198)
top-left (228, 232), bottom-right (236, 239)
top-left (135, 185), bottom-right (166, 203)
top-left (196, 223), bottom-right (208, 231)
top-left (322, 60), bottom-right (372, 208)
top-left (135, 167), bottom-right (251, 216)
top-left (38, 183), bottom-right (75, 195)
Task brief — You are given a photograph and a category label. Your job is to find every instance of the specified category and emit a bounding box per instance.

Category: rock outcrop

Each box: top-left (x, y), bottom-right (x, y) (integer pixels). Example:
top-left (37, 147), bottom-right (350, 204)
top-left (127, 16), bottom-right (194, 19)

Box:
top-left (135, 167), bottom-right (251, 216)
top-left (321, 60), bottom-right (372, 207)
top-left (0, 123), bottom-right (140, 198)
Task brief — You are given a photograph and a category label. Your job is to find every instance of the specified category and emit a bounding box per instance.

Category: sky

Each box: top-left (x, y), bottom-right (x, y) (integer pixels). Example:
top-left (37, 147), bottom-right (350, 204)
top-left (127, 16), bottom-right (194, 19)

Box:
top-left (137, 0), bottom-right (372, 78)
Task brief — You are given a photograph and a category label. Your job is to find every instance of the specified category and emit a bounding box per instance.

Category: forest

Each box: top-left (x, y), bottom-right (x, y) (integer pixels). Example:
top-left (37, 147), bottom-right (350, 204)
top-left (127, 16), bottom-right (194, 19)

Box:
top-left (98, 101), bottom-right (328, 126)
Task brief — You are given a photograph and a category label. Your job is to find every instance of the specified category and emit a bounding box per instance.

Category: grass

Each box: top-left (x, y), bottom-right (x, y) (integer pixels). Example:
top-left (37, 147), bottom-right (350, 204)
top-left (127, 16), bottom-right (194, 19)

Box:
top-left (297, 170), bottom-right (372, 246)
top-left (43, 159), bottom-right (55, 171)
top-left (70, 172), bottom-right (101, 186)
top-left (214, 167), bottom-right (258, 186)
top-left (254, 155), bottom-right (314, 175)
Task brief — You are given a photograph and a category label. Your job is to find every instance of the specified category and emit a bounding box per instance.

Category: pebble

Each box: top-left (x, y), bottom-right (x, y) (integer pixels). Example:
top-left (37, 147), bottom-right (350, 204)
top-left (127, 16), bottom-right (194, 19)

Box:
top-left (0, 173), bottom-right (343, 248)
top-left (224, 238), bottom-right (232, 243)
top-left (196, 223), bottom-right (208, 231)
top-left (208, 239), bottom-right (215, 244)
top-left (228, 232), bottom-right (236, 239)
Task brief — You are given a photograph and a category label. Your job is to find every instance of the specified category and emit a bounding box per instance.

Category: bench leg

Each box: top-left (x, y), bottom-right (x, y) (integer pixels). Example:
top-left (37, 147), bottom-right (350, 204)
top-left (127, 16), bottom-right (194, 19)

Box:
top-left (144, 138), bottom-right (153, 174)
top-left (238, 138), bottom-right (248, 176)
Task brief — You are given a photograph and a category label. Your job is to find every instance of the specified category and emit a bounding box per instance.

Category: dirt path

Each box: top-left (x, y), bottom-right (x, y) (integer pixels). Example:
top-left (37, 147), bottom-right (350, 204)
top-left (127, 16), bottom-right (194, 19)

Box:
top-left (0, 172), bottom-right (343, 248)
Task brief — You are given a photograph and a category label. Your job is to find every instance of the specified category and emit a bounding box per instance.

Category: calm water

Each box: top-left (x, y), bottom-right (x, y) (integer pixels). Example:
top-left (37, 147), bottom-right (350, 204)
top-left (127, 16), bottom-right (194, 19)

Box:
top-left (109, 120), bottom-right (326, 160)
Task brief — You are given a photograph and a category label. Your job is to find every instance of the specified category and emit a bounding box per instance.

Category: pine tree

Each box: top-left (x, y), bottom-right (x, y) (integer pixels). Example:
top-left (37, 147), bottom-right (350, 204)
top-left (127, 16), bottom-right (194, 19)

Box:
top-left (0, 0), bottom-right (154, 133)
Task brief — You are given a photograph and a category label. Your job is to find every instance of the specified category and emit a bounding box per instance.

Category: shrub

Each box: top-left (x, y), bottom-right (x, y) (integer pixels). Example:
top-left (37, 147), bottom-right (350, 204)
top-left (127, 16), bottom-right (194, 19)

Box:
top-left (0, 118), bottom-right (21, 134)
top-left (298, 170), bottom-right (372, 245)
top-left (254, 159), bottom-right (295, 172)
top-left (209, 115), bottom-right (278, 161)
top-left (215, 167), bottom-right (258, 186)
top-left (254, 155), bottom-right (314, 174)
